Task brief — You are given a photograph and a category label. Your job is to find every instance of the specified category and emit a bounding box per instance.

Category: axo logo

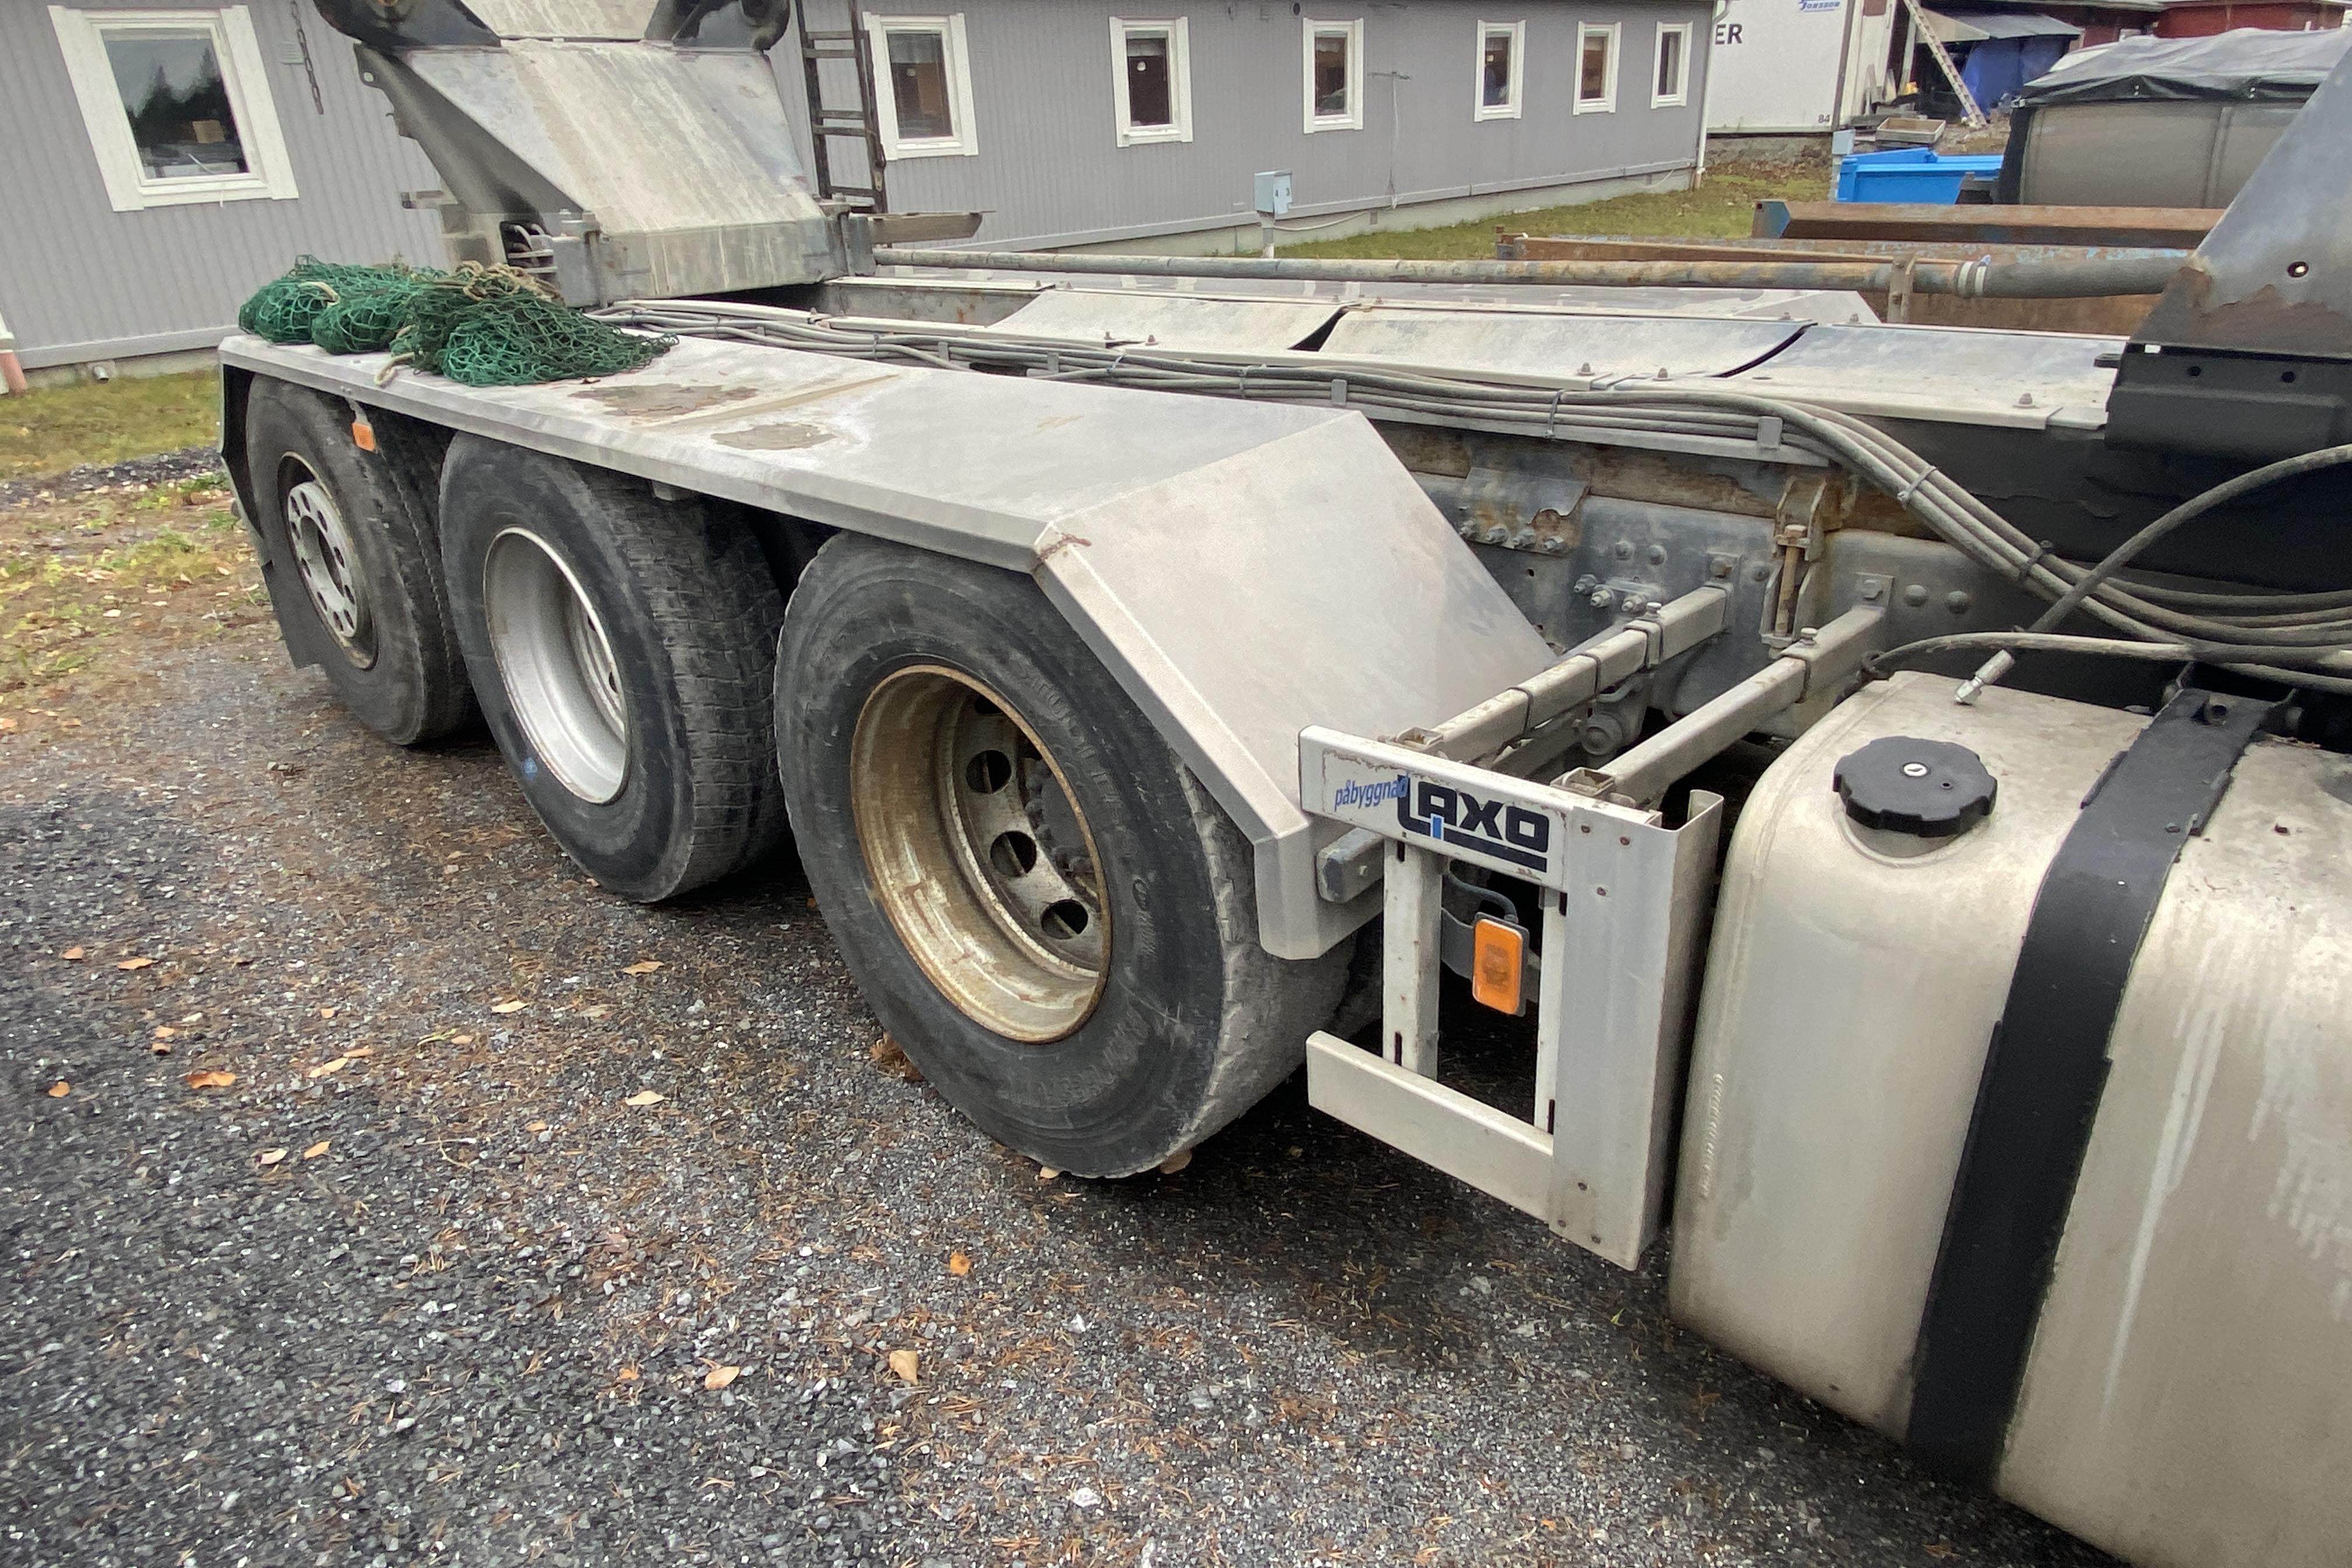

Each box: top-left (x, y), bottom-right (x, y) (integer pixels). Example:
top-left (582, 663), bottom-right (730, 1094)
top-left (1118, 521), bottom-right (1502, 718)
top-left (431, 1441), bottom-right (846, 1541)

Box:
top-left (1396, 779), bottom-right (1550, 874)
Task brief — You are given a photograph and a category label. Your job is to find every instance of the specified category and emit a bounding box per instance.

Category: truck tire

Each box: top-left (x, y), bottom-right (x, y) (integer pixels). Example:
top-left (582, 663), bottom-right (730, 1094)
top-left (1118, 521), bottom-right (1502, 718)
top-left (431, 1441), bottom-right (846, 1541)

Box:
top-left (775, 535), bottom-right (1351, 1177)
top-left (243, 379), bottom-right (472, 744)
top-left (438, 436), bottom-right (788, 902)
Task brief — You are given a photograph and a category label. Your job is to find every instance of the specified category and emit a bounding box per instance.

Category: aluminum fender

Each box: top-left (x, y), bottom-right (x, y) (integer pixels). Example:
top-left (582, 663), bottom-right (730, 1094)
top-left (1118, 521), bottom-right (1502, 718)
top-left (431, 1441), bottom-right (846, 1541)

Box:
top-left (1034, 416), bottom-right (1553, 957)
top-left (220, 335), bottom-right (1552, 958)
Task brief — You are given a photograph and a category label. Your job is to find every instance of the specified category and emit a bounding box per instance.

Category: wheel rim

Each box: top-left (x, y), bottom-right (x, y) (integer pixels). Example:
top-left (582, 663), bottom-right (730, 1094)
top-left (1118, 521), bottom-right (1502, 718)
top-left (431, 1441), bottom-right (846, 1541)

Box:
top-left (850, 666), bottom-right (1110, 1042)
top-left (281, 461), bottom-right (376, 668)
top-left (482, 527), bottom-right (629, 804)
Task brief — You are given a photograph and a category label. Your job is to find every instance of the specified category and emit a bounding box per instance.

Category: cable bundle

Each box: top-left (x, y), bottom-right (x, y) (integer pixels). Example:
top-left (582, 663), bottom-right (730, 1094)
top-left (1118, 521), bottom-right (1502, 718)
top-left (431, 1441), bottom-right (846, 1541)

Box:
top-left (598, 299), bottom-right (2352, 695)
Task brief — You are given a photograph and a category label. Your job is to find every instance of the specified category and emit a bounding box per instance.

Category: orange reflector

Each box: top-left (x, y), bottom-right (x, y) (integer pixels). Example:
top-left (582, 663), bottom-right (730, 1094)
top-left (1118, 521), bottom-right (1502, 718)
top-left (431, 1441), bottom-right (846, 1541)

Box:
top-left (1469, 917), bottom-right (1525, 1014)
top-left (351, 417), bottom-right (377, 453)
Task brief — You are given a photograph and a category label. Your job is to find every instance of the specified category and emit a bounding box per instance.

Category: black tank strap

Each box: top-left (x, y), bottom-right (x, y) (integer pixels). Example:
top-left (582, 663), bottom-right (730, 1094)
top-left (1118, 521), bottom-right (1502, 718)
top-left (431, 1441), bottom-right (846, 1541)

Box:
top-left (1905, 687), bottom-right (2276, 1485)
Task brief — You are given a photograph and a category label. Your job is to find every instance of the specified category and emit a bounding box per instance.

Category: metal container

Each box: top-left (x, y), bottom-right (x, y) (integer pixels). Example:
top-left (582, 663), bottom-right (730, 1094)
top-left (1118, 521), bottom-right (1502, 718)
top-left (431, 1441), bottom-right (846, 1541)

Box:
top-left (2007, 99), bottom-right (2301, 209)
top-left (1670, 670), bottom-right (2352, 1568)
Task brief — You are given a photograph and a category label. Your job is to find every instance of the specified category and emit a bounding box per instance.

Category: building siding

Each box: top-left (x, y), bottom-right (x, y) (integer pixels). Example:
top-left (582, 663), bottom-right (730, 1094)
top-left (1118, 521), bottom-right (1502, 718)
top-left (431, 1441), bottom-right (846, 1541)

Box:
top-left (788, 0), bottom-right (1712, 249)
top-left (0, 1), bottom-right (444, 368)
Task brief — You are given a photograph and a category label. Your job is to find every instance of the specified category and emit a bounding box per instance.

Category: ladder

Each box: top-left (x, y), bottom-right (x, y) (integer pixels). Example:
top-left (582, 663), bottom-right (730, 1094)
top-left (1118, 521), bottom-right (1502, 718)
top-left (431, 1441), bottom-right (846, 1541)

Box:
top-left (1902, 0), bottom-right (1986, 129)
top-left (795, 0), bottom-right (890, 212)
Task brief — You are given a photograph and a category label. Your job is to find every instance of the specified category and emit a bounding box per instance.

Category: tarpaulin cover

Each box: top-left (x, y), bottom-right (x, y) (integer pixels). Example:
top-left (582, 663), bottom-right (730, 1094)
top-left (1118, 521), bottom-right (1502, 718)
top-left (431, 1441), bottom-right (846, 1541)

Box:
top-left (1964, 34), bottom-right (2077, 107)
top-left (2014, 27), bottom-right (2352, 106)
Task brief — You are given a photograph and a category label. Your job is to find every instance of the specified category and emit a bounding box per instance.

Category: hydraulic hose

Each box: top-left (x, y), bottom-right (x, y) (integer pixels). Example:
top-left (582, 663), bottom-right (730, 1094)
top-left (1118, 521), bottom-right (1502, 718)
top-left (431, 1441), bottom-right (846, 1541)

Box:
top-left (1951, 443), bottom-right (2352, 701)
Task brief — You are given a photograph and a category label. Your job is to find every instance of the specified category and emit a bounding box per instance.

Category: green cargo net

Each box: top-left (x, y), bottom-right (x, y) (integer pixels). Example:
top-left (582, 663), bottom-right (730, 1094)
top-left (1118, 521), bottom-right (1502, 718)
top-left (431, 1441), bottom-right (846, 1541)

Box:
top-left (237, 258), bottom-right (672, 387)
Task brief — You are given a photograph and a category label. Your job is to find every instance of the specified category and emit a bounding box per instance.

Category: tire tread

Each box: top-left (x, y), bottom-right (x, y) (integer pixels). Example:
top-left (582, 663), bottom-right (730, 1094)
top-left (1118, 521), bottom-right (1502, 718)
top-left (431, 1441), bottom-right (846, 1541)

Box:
top-left (561, 466), bottom-right (789, 893)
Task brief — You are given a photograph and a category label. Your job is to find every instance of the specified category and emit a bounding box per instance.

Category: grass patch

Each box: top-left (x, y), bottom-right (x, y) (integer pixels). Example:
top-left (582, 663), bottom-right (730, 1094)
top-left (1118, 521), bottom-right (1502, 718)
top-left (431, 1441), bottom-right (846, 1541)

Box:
top-left (0, 474), bottom-right (265, 727)
top-left (1278, 160), bottom-right (1833, 260)
top-left (0, 370), bottom-right (220, 482)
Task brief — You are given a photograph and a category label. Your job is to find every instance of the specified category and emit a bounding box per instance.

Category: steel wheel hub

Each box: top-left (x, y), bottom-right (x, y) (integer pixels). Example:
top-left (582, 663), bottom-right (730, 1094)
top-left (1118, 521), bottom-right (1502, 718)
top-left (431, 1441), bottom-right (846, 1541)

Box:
top-left (850, 666), bottom-right (1110, 1042)
top-left (482, 527), bottom-right (629, 803)
top-left (282, 466), bottom-right (375, 667)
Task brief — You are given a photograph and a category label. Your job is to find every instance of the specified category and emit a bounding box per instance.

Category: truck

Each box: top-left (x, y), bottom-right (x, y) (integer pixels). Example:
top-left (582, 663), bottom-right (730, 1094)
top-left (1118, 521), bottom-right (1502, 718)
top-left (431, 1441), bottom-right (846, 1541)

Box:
top-left (220, 4), bottom-right (2350, 1564)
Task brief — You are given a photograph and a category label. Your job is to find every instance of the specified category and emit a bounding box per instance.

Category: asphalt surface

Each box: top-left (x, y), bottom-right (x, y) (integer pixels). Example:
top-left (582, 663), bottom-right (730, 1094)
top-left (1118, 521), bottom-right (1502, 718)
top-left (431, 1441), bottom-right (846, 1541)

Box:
top-left (0, 473), bottom-right (2115, 1567)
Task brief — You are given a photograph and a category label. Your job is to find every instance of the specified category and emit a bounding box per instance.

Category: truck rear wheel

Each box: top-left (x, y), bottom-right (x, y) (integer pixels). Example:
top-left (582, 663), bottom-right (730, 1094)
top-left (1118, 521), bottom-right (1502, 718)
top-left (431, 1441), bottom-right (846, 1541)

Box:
top-left (439, 437), bottom-right (787, 901)
top-left (243, 379), bottom-right (472, 744)
top-left (775, 535), bottom-right (1351, 1178)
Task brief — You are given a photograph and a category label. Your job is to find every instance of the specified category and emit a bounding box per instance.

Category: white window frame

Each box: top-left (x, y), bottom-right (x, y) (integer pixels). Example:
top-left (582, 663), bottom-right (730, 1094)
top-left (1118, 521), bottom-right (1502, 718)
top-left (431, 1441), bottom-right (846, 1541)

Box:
top-left (1108, 16), bottom-right (1192, 146)
top-left (866, 12), bottom-right (979, 160)
top-left (50, 5), bottom-right (299, 212)
top-left (1301, 17), bottom-right (1364, 134)
top-left (1575, 20), bottom-right (1620, 115)
top-left (1472, 19), bottom-right (1525, 121)
top-left (1651, 20), bottom-right (1691, 108)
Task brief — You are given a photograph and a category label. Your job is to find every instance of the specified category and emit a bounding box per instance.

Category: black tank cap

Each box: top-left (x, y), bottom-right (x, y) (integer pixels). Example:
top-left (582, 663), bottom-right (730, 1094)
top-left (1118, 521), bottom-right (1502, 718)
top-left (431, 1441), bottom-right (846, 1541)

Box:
top-left (1834, 736), bottom-right (1998, 839)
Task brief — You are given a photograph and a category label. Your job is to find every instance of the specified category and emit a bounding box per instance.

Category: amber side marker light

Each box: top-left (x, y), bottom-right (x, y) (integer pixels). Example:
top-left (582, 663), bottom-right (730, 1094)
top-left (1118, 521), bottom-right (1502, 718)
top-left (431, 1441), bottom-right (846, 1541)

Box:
top-left (351, 417), bottom-right (377, 453)
top-left (1469, 916), bottom-right (1525, 1014)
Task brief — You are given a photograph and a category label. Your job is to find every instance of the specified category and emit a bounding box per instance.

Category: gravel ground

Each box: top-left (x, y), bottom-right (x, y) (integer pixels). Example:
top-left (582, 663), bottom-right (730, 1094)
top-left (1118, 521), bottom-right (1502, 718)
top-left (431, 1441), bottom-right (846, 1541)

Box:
top-left (1, 477), bottom-right (2115, 1567)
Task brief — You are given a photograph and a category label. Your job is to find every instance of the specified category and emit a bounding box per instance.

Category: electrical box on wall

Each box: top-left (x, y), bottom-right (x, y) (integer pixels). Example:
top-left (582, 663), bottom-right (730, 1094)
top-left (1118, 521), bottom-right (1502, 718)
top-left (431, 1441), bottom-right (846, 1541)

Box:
top-left (1254, 170), bottom-right (1293, 218)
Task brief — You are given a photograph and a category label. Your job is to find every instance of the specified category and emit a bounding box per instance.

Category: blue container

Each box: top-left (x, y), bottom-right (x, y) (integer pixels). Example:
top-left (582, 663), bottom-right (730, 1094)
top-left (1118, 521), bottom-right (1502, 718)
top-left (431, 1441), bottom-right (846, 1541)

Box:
top-left (1834, 148), bottom-right (2005, 204)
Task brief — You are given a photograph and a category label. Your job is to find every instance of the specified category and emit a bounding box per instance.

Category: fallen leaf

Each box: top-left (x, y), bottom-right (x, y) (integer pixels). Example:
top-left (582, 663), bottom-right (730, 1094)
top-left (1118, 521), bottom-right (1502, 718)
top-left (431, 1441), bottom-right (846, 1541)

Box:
top-left (449, 1035), bottom-right (474, 1046)
top-left (870, 1034), bottom-right (924, 1084)
top-left (302, 1140), bottom-right (330, 1160)
top-left (257, 1147), bottom-right (288, 1167)
top-left (1038, 1166), bottom-right (1061, 1182)
top-left (887, 1349), bottom-right (919, 1385)
top-left (624, 1090), bottom-right (666, 1108)
top-left (0, 716), bottom-right (15, 733)
top-left (615, 1366), bottom-right (639, 1383)
top-left (61, 947), bottom-right (85, 961)
top-left (948, 1251), bottom-right (972, 1277)
top-left (346, 1045), bottom-right (373, 1058)
top-left (185, 1070), bottom-right (236, 1090)
top-left (307, 1057), bottom-right (351, 1078)
top-left (150, 1040), bottom-right (173, 1055)
top-left (318, 1006), bottom-right (337, 1020)
top-left (702, 1363), bottom-right (741, 1391)
top-left (179, 1013), bottom-right (203, 1024)
top-left (491, 999), bottom-right (528, 1014)
top-left (526, 1120), bottom-right (549, 1133)
top-left (622, 960), bottom-right (663, 975)
top-left (153, 1026), bottom-right (178, 1041)
top-left (47, 1081), bottom-right (69, 1098)
top-left (116, 957), bottom-right (155, 971)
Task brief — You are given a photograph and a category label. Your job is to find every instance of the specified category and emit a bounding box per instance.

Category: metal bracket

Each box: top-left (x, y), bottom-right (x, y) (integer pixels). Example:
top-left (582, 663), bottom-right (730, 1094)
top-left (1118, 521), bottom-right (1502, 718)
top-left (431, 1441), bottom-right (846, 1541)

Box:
top-left (1300, 730), bottom-right (1726, 1267)
top-left (1886, 254), bottom-right (1919, 325)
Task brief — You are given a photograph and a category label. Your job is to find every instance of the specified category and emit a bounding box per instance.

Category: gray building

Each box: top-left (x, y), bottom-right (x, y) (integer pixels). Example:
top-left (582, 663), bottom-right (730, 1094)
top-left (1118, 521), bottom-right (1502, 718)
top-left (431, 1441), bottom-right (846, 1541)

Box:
top-left (0, 1), bottom-right (442, 377)
top-left (0, 0), bottom-right (1710, 376)
top-left (797, 0), bottom-right (1714, 252)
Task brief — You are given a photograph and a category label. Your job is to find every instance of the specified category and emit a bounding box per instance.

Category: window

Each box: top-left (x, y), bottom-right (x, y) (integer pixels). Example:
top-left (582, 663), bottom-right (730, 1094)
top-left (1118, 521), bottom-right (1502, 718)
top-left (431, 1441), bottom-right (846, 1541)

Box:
top-left (1110, 18), bottom-right (1192, 146)
top-left (1652, 22), bottom-right (1690, 107)
top-left (1576, 20), bottom-right (1620, 114)
top-left (1302, 18), bottom-right (1363, 133)
top-left (1474, 20), bottom-right (1524, 121)
top-left (866, 13), bottom-right (978, 159)
top-left (49, 6), bottom-right (298, 212)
